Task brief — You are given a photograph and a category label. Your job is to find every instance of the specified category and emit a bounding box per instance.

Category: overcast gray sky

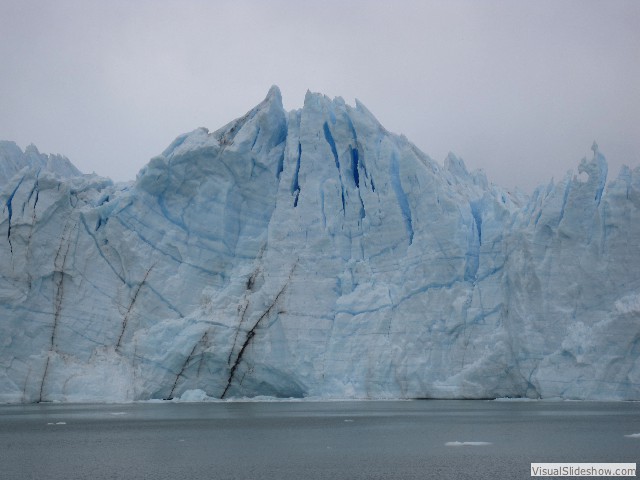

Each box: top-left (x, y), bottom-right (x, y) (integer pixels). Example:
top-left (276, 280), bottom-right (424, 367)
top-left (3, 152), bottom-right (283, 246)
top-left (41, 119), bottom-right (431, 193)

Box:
top-left (1, 0), bottom-right (638, 192)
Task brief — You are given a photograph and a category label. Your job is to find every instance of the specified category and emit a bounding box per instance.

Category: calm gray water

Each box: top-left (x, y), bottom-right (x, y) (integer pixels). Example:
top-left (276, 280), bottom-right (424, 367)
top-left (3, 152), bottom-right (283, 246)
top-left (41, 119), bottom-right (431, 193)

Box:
top-left (1, 400), bottom-right (638, 479)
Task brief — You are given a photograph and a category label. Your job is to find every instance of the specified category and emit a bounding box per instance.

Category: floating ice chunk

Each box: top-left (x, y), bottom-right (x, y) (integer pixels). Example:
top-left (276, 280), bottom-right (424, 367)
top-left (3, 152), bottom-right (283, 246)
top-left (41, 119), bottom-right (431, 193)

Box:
top-left (624, 433), bottom-right (640, 438)
top-left (177, 389), bottom-right (215, 402)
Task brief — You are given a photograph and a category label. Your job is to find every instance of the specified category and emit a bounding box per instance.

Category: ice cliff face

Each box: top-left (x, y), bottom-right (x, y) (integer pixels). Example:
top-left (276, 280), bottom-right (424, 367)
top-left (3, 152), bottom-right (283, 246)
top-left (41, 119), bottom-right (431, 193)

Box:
top-left (1, 87), bottom-right (639, 402)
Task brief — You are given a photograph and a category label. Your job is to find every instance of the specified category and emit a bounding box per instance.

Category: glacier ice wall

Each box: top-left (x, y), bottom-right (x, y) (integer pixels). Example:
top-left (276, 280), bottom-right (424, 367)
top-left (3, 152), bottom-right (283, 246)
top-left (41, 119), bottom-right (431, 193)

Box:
top-left (1, 87), bottom-right (639, 402)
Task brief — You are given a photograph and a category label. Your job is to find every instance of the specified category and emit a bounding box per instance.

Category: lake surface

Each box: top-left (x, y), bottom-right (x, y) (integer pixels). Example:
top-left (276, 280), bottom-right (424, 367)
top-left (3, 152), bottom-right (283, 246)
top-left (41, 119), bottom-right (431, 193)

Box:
top-left (1, 400), bottom-right (638, 479)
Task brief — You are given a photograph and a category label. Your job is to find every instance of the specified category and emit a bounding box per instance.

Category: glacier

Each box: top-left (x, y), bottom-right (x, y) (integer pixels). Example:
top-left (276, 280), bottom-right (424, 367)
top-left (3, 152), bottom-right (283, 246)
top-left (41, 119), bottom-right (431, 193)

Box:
top-left (0, 141), bottom-right (81, 185)
top-left (1, 86), bottom-right (639, 403)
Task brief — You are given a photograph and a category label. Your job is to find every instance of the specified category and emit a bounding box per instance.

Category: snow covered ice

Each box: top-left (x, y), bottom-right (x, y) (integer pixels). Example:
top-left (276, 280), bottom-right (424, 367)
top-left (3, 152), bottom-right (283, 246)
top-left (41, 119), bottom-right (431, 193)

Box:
top-left (1, 86), bottom-right (639, 403)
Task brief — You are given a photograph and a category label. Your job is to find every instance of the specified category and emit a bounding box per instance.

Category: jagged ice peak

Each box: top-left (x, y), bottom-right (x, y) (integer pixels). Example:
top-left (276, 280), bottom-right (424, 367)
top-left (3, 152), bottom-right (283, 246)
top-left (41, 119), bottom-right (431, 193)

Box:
top-left (0, 86), bottom-right (639, 403)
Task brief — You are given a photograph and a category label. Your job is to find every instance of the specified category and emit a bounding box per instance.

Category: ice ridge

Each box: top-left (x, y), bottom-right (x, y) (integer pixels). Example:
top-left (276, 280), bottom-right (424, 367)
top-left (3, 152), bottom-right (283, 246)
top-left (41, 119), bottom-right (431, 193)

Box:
top-left (1, 86), bottom-right (639, 403)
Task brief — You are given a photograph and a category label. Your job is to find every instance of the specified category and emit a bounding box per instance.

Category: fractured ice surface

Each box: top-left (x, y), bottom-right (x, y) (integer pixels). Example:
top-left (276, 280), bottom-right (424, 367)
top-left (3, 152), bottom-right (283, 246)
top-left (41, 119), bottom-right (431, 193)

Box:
top-left (1, 87), bottom-right (639, 402)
